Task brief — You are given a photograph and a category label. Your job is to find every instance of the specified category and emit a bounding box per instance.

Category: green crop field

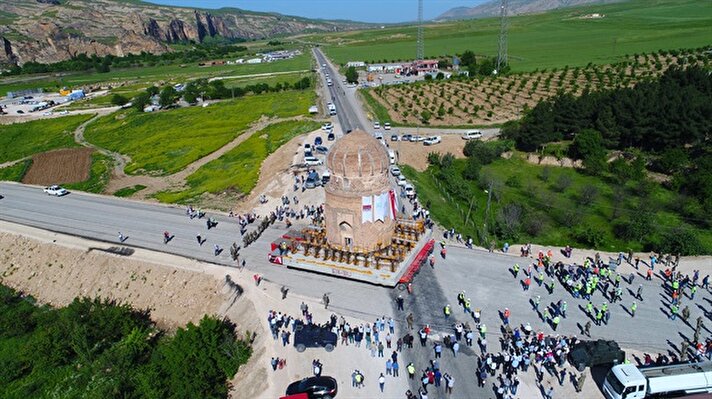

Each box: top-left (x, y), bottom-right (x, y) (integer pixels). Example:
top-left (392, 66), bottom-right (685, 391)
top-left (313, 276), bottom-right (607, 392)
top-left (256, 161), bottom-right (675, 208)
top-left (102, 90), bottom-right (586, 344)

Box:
top-left (222, 71), bottom-right (312, 89)
top-left (84, 90), bottom-right (316, 176)
top-left (403, 153), bottom-right (712, 253)
top-left (319, 0), bottom-right (712, 72)
top-left (0, 53), bottom-right (313, 96)
top-left (0, 114), bottom-right (93, 163)
top-left (155, 119), bottom-right (320, 204)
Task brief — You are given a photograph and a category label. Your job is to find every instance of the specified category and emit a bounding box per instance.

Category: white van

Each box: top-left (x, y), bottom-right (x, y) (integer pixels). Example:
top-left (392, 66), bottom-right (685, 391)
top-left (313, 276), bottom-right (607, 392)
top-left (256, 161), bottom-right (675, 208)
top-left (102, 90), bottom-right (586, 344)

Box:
top-left (388, 150), bottom-right (396, 165)
top-left (463, 130), bottom-right (483, 140)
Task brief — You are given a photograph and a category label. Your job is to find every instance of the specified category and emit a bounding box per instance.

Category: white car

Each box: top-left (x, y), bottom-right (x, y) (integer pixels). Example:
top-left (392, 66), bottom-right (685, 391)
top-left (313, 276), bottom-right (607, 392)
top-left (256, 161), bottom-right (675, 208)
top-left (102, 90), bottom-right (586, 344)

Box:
top-left (304, 156), bottom-right (323, 166)
top-left (391, 166), bottom-right (401, 176)
top-left (404, 184), bottom-right (415, 198)
top-left (463, 130), bottom-right (483, 140)
top-left (43, 185), bottom-right (69, 196)
top-left (384, 122), bottom-right (391, 130)
top-left (374, 132), bottom-right (383, 140)
top-left (397, 175), bottom-right (407, 187)
top-left (58, 110), bottom-right (69, 115)
top-left (414, 136), bottom-right (426, 142)
top-left (424, 136), bottom-right (442, 146)
top-left (373, 121), bottom-right (380, 129)
top-left (322, 122), bottom-right (333, 131)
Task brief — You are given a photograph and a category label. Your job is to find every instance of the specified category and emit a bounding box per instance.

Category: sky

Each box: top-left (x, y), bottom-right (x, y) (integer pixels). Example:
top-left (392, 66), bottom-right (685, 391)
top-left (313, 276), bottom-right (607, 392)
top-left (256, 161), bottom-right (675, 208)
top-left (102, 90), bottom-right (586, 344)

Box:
top-left (145, 0), bottom-right (488, 23)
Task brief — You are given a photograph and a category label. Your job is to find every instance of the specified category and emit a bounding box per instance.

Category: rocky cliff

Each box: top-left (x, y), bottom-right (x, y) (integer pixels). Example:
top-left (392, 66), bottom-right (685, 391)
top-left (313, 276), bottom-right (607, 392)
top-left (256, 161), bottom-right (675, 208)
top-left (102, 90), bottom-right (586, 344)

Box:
top-left (0, 0), bottom-right (361, 65)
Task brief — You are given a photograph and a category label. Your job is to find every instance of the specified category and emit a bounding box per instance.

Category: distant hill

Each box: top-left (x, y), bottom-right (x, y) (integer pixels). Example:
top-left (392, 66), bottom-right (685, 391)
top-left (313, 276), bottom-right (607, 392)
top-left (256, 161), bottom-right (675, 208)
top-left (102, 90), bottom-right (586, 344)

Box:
top-left (0, 0), bottom-right (367, 66)
top-left (437, 0), bottom-right (625, 20)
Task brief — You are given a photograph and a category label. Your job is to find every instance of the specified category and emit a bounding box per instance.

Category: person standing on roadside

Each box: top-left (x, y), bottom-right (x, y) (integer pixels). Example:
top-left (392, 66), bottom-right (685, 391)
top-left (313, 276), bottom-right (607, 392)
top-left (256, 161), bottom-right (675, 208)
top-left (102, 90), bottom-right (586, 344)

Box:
top-left (378, 373), bottom-right (385, 392)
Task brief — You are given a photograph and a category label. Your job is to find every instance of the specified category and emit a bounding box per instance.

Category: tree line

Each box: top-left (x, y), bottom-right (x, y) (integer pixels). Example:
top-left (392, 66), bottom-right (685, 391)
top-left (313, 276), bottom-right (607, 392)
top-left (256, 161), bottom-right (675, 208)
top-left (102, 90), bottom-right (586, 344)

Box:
top-left (0, 284), bottom-right (251, 398)
top-left (3, 41), bottom-right (249, 75)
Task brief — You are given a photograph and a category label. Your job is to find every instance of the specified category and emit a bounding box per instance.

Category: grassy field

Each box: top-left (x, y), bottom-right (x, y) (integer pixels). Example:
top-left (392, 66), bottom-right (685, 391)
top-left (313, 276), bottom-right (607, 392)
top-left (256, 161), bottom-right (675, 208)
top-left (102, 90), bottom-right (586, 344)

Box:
top-left (0, 114), bottom-right (93, 163)
top-left (319, 0), bottom-right (712, 72)
top-left (155, 120), bottom-right (320, 204)
top-left (0, 53), bottom-right (313, 96)
top-left (222, 71), bottom-right (312, 89)
top-left (84, 90), bottom-right (316, 176)
top-left (113, 184), bottom-right (147, 197)
top-left (402, 153), bottom-right (712, 253)
top-left (0, 159), bottom-right (31, 182)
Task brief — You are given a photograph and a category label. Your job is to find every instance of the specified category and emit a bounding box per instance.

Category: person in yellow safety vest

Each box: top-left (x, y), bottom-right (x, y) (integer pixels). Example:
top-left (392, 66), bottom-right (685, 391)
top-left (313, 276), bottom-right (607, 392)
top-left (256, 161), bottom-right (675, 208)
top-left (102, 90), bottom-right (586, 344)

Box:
top-left (443, 304), bottom-right (451, 320)
top-left (513, 263), bottom-right (520, 277)
top-left (464, 298), bottom-right (471, 314)
top-left (407, 362), bottom-right (416, 379)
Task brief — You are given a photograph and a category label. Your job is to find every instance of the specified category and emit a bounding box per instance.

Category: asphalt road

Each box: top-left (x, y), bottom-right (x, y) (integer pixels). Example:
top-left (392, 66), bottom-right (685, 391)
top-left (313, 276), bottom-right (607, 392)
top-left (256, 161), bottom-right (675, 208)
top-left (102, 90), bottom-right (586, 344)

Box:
top-left (313, 48), bottom-right (366, 133)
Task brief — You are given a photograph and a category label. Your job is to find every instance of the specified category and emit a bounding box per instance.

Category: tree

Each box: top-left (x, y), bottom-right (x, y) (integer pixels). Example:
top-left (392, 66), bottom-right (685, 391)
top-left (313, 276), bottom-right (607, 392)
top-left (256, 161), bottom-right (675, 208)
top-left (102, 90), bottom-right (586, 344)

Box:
top-left (459, 50), bottom-right (476, 67)
top-left (345, 66), bottom-right (359, 84)
top-left (159, 86), bottom-right (178, 108)
top-left (110, 94), bottom-right (129, 106)
top-left (570, 129), bottom-right (607, 174)
top-left (435, 72), bottom-right (445, 80)
top-left (146, 86), bottom-right (159, 96)
top-left (133, 92), bottom-right (151, 111)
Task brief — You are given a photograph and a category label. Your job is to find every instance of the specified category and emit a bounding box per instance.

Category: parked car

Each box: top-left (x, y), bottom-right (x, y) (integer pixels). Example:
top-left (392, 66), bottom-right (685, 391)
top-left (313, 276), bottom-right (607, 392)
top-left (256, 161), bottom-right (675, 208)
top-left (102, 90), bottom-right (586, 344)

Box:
top-left (321, 170), bottom-right (331, 185)
top-left (285, 376), bottom-right (338, 399)
top-left (401, 134), bottom-right (413, 141)
top-left (390, 166), bottom-right (401, 176)
top-left (43, 185), bottom-right (69, 196)
top-left (424, 136), bottom-right (442, 145)
top-left (384, 122), bottom-right (391, 130)
top-left (16, 110), bottom-right (24, 114)
top-left (315, 145), bottom-right (329, 154)
top-left (304, 156), bottom-right (323, 166)
top-left (322, 123), bottom-right (333, 131)
top-left (462, 130), bottom-right (483, 140)
top-left (373, 121), bottom-right (380, 129)
top-left (374, 132), bottom-right (383, 140)
top-left (327, 132), bottom-right (335, 141)
top-left (304, 143), bottom-right (312, 153)
top-left (305, 172), bottom-right (322, 189)
top-left (391, 134), bottom-right (399, 141)
top-left (397, 175), bottom-right (407, 187)
top-left (315, 136), bottom-right (323, 146)
top-left (294, 324), bottom-right (337, 352)
top-left (404, 184), bottom-right (415, 198)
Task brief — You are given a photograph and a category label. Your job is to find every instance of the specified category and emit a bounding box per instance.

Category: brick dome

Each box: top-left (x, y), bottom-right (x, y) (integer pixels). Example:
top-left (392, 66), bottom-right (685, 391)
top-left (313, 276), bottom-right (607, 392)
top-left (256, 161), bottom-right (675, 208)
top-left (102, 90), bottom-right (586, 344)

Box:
top-left (327, 130), bottom-right (390, 180)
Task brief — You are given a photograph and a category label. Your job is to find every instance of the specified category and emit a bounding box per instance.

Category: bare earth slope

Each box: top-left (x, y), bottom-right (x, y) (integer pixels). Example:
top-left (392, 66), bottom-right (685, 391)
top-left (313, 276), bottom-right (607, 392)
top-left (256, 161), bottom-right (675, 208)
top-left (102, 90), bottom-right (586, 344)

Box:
top-left (437, 0), bottom-right (624, 20)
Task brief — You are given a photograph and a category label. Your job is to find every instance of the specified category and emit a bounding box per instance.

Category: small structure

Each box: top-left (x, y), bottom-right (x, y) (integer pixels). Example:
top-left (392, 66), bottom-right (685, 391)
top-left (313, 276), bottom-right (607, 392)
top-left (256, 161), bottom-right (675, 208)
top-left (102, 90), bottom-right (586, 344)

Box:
top-left (246, 58), bottom-right (263, 64)
top-left (347, 61), bottom-right (366, 68)
top-left (367, 63), bottom-right (403, 74)
top-left (408, 59), bottom-right (439, 74)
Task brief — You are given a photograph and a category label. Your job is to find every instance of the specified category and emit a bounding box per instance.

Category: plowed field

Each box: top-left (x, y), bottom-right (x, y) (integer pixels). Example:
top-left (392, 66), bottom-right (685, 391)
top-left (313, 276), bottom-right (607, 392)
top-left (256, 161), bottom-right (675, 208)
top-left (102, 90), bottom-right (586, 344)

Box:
top-left (23, 147), bottom-right (93, 185)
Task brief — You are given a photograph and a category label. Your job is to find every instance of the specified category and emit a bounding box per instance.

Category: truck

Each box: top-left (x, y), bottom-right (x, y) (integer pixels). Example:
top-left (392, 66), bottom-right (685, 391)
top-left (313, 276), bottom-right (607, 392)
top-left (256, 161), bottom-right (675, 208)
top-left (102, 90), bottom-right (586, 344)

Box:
top-left (603, 362), bottom-right (712, 399)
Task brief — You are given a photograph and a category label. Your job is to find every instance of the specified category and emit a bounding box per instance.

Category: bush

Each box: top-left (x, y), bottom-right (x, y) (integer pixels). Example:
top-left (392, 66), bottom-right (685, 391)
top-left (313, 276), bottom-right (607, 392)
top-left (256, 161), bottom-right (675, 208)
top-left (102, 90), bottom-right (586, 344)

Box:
top-left (575, 225), bottom-right (606, 248)
top-left (577, 184), bottom-right (599, 206)
top-left (656, 227), bottom-right (705, 256)
top-left (553, 174), bottom-right (573, 192)
top-left (111, 94), bottom-right (129, 106)
top-left (495, 203), bottom-right (524, 240)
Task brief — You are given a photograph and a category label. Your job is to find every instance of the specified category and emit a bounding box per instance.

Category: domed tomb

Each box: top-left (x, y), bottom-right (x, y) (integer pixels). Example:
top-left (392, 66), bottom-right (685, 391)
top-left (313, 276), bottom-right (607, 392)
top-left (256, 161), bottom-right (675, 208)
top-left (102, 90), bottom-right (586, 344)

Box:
top-left (324, 130), bottom-right (397, 251)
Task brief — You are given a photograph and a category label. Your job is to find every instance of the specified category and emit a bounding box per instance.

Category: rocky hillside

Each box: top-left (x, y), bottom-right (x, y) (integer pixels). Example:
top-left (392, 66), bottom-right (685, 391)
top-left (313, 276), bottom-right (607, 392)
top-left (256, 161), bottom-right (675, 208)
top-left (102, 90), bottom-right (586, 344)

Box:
top-left (0, 0), bottom-right (362, 65)
top-left (437, 0), bottom-right (625, 20)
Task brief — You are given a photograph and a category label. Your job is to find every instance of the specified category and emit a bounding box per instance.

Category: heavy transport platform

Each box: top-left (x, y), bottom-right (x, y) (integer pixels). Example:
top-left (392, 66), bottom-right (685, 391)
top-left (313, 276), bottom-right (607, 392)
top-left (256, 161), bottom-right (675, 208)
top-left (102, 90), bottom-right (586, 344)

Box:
top-left (268, 228), bottom-right (433, 287)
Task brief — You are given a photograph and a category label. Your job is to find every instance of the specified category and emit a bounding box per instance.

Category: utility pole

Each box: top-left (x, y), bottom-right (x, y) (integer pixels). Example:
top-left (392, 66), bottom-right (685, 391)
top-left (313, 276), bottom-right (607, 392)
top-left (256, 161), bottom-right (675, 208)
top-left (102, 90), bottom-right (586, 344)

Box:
top-left (496, 0), bottom-right (509, 74)
top-left (416, 0), bottom-right (425, 61)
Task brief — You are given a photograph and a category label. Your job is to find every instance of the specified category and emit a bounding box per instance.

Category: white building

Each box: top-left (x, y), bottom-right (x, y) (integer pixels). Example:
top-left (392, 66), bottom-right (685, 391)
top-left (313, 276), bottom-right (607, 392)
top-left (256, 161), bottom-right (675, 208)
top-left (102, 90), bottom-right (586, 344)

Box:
top-left (246, 58), bottom-right (263, 64)
top-left (347, 61), bottom-right (366, 68)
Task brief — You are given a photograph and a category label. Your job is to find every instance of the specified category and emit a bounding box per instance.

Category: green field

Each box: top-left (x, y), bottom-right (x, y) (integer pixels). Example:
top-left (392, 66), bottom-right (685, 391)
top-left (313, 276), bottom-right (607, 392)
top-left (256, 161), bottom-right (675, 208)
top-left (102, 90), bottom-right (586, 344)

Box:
top-left (403, 152), bottom-right (712, 253)
top-left (155, 119), bottom-right (320, 204)
top-left (0, 159), bottom-right (31, 182)
top-left (318, 0), bottom-right (712, 72)
top-left (222, 71), bottom-right (312, 89)
top-left (0, 53), bottom-right (313, 96)
top-left (0, 114), bottom-right (93, 163)
top-left (113, 184), bottom-right (147, 197)
top-left (84, 91), bottom-right (316, 175)
top-left (63, 152), bottom-right (113, 193)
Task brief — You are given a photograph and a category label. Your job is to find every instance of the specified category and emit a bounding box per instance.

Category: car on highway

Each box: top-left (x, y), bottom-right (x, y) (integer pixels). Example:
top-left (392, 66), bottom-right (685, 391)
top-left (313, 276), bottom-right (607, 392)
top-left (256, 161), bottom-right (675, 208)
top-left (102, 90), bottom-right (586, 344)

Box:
top-left (397, 175), bottom-right (407, 187)
top-left (463, 130), bottom-right (483, 140)
top-left (315, 145), bottom-right (328, 154)
top-left (404, 184), bottom-right (415, 198)
top-left (285, 376), bottom-right (338, 399)
top-left (294, 323), bottom-right (337, 352)
top-left (314, 136), bottom-right (323, 146)
top-left (43, 185), bottom-right (69, 196)
top-left (374, 132), bottom-right (383, 140)
top-left (322, 123), bottom-right (333, 131)
top-left (424, 136), bottom-right (442, 145)
top-left (391, 134), bottom-right (399, 141)
top-left (390, 166), bottom-right (401, 176)
top-left (327, 132), bottom-right (335, 141)
top-left (373, 121), bottom-right (380, 129)
top-left (384, 122), bottom-right (391, 130)
top-left (401, 134), bottom-right (413, 141)
top-left (322, 63), bottom-right (326, 68)
top-left (304, 156), bottom-right (323, 166)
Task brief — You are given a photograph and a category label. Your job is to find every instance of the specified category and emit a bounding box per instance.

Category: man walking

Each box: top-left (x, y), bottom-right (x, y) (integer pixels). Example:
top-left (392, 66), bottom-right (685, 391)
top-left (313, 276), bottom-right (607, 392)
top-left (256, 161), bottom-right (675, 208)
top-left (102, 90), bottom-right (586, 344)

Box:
top-left (406, 313), bottom-right (414, 330)
top-left (631, 301), bottom-right (637, 317)
top-left (323, 293), bottom-right (330, 309)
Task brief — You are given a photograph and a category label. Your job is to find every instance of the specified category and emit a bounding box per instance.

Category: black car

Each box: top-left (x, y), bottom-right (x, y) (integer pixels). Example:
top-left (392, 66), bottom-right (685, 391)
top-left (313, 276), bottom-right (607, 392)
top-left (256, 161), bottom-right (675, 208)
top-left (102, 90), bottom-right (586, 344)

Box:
top-left (286, 376), bottom-right (337, 399)
top-left (327, 133), bottom-right (335, 141)
top-left (391, 134), bottom-right (399, 141)
top-left (294, 324), bottom-right (337, 352)
top-left (401, 134), bottom-right (412, 141)
top-left (314, 136), bottom-right (323, 146)
top-left (315, 145), bottom-right (328, 154)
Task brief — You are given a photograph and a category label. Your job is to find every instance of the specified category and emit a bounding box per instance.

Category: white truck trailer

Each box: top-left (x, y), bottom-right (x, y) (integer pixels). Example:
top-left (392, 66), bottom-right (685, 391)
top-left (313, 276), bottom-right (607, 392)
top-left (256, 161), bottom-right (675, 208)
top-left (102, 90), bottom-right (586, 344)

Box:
top-left (603, 362), bottom-right (712, 399)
